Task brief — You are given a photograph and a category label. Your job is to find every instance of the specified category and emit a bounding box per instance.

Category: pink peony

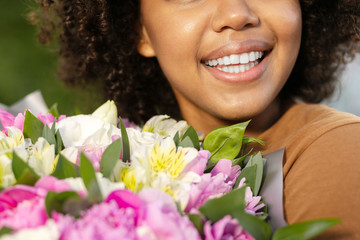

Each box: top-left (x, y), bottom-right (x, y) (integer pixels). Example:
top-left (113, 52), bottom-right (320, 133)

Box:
top-left (0, 185), bottom-right (40, 212)
top-left (185, 159), bottom-right (241, 213)
top-left (37, 112), bottom-right (66, 127)
top-left (0, 177), bottom-right (75, 231)
top-left (106, 189), bottom-right (144, 223)
top-left (204, 215), bottom-right (254, 240)
top-left (182, 150), bottom-right (210, 175)
top-left (0, 197), bottom-right (48, 230)
top-left (35, 176), bottom-right (74, 193)
top-left (56, 201), bottom-right (139, 240)
top-left (139, 189), bottom-right (201, 240)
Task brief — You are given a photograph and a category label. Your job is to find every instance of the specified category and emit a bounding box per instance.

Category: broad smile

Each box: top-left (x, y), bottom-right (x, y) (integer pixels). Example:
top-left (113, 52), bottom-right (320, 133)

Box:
top-left (204, 51), bottom-right (265, 73)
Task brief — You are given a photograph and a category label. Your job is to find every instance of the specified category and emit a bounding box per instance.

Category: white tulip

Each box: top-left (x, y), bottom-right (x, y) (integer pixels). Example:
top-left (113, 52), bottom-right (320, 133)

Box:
top-left (143, 115), bottom-right (189, 138)
top-left (91, 100), bottom-right (118, 126)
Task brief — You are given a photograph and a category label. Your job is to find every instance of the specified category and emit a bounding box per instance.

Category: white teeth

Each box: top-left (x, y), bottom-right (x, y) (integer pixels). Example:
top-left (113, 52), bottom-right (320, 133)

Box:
top-left (205, 51), bottom-right (264, 68)
top-left (239, 53), bottom-right (249, 64)
top-left (217, 58), bottom-right (224, 65)
top-left (229, 54), bottom-right (240, 64)
top-left (215, 61), bottom-right (259, 73)
top-left (223, 56), bottom-right (231, 65)
top-left (249, 52), bottom-right (256, 61)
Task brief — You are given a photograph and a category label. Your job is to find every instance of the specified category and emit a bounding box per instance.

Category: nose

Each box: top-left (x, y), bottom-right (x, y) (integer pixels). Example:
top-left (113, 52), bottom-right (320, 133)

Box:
top-left (211, 0), bottom-right (260, 32)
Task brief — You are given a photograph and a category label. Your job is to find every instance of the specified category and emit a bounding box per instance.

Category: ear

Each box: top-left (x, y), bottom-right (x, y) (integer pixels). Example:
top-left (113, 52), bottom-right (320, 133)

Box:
top-left (137, 26), bottom-right (156, 57)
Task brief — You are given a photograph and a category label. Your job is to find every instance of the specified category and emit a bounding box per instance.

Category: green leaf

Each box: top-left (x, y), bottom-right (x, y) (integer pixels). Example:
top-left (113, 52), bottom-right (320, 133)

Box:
top-left (51, 154), bottom-right (79, 179)
top-left (23, 110), bottom-right (44, 143)
top-left (203, 121), bottom-right (250, 164)
top-left (48, 103), bottom-right (60, 119)
top-left (199, 187), bottom-right (247, 222)
top-left (232, 148), bottom-right (253, 168)
top-left (119, 118), bottom-right (130, 162)
top-left (0, 227), bottom-right (13, 236)
top-left (242, 136), bottom-right (265, 146)
top-left (55, 130), bottom-right (64, 155)
top-left (42, 124), bottom-right (56, 146)
top-left (45, 191), bottom-right (84, 217)
top-left (188, 214), bottom-right (204, 236)
top-left (80, 154), bottom-right (103, 203)
top-left (12, 152), bottom-right (39, 185)
top-left (236, 165), bottom-right (256, 190)
top-left (181, 126), bottom-right (200, 150)
top-left (100, 138), bottom-right (122, 178)
top-left (178, 136), bottom-right (195, 148)
top-left (273, 218), bottom-right (341, 240)
top-left (173, 131), bottom-right (180, 147)
top-left (245, 152), bottom-right (264, 196)
top-left (232, 211), bottom-right (272, 240)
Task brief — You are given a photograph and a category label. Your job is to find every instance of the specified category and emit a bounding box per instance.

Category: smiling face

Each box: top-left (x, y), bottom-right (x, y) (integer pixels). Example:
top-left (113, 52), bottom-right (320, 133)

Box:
top-left (138, 0), bottom-right (302, 135)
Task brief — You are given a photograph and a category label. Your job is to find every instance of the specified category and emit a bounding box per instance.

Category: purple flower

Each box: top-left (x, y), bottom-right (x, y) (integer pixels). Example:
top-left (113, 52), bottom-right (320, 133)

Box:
top-left (204, 215), bottom-right (254, 240)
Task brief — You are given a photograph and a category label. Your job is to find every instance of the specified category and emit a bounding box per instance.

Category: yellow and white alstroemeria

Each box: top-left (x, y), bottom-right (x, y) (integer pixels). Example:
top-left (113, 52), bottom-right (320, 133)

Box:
top-left (27, 137), bottom-right (56, 176)
top-left (120, 137), bottom-right (201, 208)
top-left (0, 127), bottom-right (27, 187)
top-left (0, 127), bottom-right (57, 187)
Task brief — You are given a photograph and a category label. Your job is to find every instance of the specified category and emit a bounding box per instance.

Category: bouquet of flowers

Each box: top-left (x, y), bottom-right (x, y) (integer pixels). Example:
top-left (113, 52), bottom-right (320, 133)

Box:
top-left (0, 101), bottom-right (338, 240)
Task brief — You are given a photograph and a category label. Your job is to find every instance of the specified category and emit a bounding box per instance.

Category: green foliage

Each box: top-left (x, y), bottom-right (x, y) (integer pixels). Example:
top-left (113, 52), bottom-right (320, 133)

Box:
top-left (119, 118), bottom-right (130, 162)
top-left (179, 126), bottom-right (200, 150)
top-left (232, 211), bottom-right (272, 240)
top-left (45, 191), bottom-right (87, 218)
top-left (199, 187), bottom-right (247, 222)
top-left (80, 154), bottom-right (103, 203)
top-left (273, 219), bottom-right (341, 240)
top-left (100, 138), bottom-right (122, 178)
top-left (51, 154), bottom-right (79, 179)
top-left (203, 121), bottom-right (250, 166)
top-left (237, 152), bottom-right (264, 195)
top-left (188, 214), bottom-right (204, 236)
top-left (23, 110), bottom-right (44, 143)
top-left (12, 152), bottom-right (39, 185)
top-left (0, 227), bottom-right (13, 237)
top-left (48, 103), bottom-right (60, 119)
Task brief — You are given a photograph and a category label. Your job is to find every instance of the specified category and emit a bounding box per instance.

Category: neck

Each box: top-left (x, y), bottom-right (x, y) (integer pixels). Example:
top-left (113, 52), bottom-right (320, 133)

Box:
top-left (179, 98), bottom-right (288, 138)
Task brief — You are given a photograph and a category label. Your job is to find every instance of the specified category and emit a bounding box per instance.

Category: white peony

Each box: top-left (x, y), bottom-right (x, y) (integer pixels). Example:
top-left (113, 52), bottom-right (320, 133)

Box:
top-left (56, 115), bottom-right (121, 148)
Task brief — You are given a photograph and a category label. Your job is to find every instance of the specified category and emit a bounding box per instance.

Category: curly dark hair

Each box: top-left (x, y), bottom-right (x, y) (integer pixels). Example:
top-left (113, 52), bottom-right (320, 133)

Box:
top-left (34, 0), bottom-right (360, 124)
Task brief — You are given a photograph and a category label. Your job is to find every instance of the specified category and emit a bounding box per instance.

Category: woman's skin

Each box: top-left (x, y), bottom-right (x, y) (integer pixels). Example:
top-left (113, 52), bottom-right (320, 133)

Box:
top-left (138, 0), bottom-right (302, 137)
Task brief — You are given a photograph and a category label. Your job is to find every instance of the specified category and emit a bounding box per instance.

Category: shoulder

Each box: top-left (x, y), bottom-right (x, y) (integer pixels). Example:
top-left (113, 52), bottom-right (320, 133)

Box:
top-left (281, 104), bottom-right (360, 239)
top-left (259, 103), bottom-right (360, 173)
top-left (285, 103), bottom-right (360, 171)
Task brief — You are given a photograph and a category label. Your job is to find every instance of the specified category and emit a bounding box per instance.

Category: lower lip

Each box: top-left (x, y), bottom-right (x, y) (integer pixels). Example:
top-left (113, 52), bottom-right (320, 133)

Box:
top-left (204, 53), bottom-right (269, 84)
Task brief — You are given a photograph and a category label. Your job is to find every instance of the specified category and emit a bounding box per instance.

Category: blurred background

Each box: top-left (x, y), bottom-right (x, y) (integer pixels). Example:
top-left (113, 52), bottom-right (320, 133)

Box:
top-left (1, 1), bottom-right (359, 116)
top-left (0, 0), bottom-right (104, 115)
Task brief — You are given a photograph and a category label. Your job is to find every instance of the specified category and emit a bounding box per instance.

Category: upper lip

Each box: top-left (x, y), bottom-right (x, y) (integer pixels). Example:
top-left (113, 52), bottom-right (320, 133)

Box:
top-left (202, 39), bottom-right (273, 62)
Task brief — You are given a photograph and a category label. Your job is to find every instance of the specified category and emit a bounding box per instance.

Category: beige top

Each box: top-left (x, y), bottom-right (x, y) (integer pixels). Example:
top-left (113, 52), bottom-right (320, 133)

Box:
top-left (253, 103), bottom-right (360, 239)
